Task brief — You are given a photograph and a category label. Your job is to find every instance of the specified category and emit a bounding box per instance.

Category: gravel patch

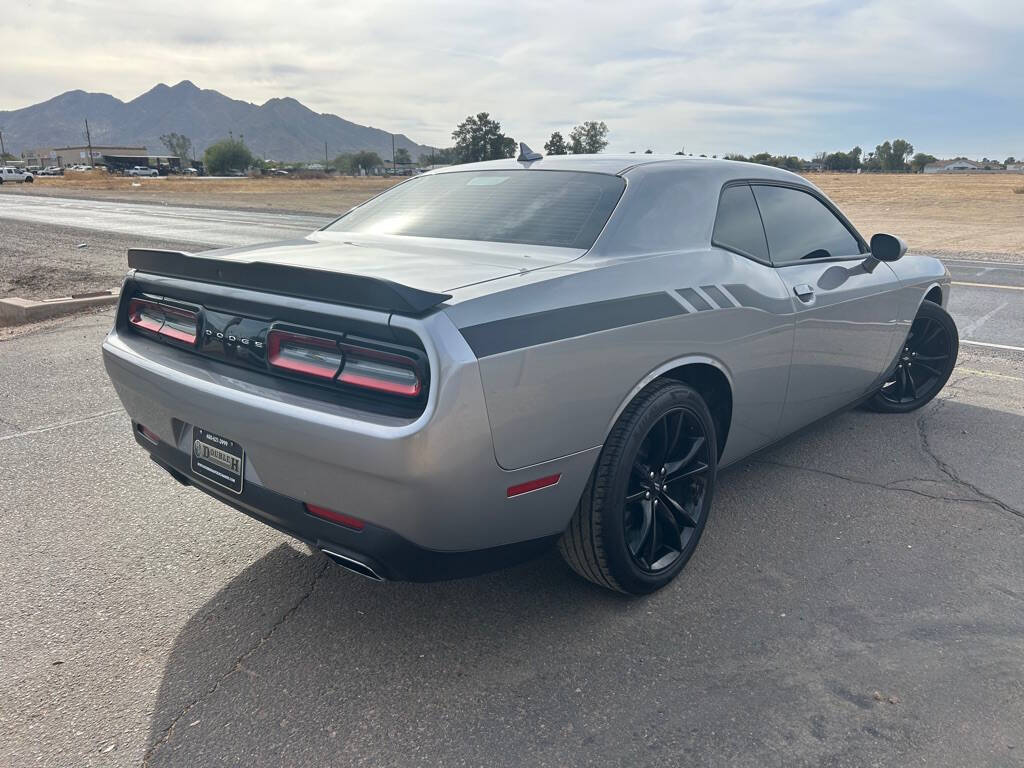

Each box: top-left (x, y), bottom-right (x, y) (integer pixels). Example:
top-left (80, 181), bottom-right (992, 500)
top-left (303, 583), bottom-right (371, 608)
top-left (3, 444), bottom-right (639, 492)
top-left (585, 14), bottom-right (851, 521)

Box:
top-left (0, 218), bottom-right (197, 300)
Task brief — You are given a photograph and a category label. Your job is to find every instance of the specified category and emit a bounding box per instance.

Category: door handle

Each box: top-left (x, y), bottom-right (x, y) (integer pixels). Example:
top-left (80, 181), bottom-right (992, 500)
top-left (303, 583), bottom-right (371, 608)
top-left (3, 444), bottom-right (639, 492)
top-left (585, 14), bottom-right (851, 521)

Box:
top-left (793, 283), bottom-right (815, 301)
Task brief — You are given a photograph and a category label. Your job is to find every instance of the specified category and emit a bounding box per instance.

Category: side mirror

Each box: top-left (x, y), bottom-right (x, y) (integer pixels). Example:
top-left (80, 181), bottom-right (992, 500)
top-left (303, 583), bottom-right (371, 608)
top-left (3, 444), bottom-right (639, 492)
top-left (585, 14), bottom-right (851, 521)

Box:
top-left (869, 233), bottom-right (907, 262)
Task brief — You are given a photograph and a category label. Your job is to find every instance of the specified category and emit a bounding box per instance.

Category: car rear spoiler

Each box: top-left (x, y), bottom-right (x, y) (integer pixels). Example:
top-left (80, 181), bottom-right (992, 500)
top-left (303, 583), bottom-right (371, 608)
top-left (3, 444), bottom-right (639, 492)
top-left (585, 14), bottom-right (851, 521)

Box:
top-left (126, 248), bottom-right (452, 315)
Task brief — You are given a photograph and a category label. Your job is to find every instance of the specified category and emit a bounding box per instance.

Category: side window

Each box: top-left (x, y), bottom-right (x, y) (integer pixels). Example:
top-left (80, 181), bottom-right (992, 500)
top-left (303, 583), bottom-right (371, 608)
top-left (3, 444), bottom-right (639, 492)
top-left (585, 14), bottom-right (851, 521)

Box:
top-left (712, 184), bottom-right (769, 262)
top-left (752, 185), bottom-right (861, 263)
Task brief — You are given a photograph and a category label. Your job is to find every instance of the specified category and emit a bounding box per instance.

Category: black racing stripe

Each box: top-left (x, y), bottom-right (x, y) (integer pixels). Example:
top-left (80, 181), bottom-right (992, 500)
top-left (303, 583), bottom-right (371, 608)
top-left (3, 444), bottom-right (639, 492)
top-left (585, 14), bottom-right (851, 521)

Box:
top-left (460, 292), bottom-right (685, 358)
top-left (701, 284), bottom-right (735, 309)
top-left (676, 287), bottom-right (713, 312)
top-left (723, 283), bottom-right (793, 314)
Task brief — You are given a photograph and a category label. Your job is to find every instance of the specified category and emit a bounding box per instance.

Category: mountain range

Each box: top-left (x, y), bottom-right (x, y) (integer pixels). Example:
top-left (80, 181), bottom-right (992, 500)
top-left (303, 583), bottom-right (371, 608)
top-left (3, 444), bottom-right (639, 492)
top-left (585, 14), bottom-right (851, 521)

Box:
top-left (0, 81), bottom-right (433, 162)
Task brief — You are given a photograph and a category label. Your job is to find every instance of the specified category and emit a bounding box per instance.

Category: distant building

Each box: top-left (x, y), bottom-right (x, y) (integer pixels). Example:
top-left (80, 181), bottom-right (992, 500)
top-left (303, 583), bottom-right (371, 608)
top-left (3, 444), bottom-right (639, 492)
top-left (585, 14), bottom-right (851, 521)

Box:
top-left (923, 158), bottom-right (983, 173)
top-left (28, 145), bottom-right (148, 168)
top-left (1007, 162), bottom-right (1024, 172)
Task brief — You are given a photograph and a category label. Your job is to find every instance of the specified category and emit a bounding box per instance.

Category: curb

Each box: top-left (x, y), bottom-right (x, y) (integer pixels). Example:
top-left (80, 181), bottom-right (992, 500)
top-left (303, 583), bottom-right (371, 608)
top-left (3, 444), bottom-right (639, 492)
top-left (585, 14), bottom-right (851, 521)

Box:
top-left (0, 289), bottom-right (119, 326)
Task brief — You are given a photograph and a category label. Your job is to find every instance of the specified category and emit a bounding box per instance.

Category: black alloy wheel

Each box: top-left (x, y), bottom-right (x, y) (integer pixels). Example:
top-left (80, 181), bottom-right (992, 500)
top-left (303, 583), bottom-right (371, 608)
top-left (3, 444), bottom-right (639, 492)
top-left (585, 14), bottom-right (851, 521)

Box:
top-left (624, 407), bottom-right (711, 573)
top-left (559, 379), bottom-right (718, 594)
top-left (866, 299), bottom-right (958, 413)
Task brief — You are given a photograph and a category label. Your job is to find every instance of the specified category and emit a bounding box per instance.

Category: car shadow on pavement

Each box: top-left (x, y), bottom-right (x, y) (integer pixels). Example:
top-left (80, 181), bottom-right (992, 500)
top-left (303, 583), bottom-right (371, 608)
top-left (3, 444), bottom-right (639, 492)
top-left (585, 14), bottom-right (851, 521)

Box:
top-left (142, 398), bottom-right (1024, 767)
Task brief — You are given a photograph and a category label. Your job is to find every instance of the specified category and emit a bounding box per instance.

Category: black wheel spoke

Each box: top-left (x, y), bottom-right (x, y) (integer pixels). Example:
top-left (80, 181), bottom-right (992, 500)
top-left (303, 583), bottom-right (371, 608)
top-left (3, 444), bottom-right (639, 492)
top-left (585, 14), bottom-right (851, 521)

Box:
top-left (655, 500), bottom-right (683, 543)
top-left (665, 436), bottom-right (706, 480)
top-left (645, 502), bottom-right (658, 563)
top-left (625, 489), bottom-right (647, 503)
top-left (666, 461), bottom-right (709, 484)
top-left (913, 361), bottom-right (943, 378)
top-left (915, 353), bottom-right (948, 363)
top-left (905, 367), bottom-right (918, 398)
top-left (661, 492), bottom-right (698, 528)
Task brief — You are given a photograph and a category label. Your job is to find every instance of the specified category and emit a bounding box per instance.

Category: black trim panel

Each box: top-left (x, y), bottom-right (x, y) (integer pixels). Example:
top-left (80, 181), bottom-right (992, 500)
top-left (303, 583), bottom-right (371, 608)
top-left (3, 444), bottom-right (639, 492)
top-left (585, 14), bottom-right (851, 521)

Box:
top-left (140, 432), bottom-right (558, 582)
top-left (459, 292), bottom-right (686, 358)
top-left (700, 285), bottom-right (735, 309)
top-left (127, 248), bottom-right (452, 315)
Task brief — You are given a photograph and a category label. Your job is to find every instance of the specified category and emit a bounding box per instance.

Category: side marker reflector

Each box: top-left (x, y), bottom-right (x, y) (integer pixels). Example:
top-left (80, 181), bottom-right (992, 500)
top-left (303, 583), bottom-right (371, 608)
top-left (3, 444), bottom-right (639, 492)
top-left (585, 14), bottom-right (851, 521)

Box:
top-left (507, 473), bottom-right (561, 497)
top-left (304, 503), bottom-right (366, 531)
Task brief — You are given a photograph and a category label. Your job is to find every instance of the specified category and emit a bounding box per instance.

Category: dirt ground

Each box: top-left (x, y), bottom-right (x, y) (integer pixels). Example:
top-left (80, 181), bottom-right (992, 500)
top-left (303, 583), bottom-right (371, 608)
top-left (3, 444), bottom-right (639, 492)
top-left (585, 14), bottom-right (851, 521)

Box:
top-left (5, 170), bottom-right (1023, 255)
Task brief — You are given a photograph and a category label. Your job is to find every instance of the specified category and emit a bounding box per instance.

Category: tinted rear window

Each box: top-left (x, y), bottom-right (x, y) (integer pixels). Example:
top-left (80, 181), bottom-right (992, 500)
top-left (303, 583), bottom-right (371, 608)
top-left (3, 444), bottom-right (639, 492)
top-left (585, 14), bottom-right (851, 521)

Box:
top-left (326, 170), bottom-right (625, 249)
top-left (712, 184), bottom-right (769, 262)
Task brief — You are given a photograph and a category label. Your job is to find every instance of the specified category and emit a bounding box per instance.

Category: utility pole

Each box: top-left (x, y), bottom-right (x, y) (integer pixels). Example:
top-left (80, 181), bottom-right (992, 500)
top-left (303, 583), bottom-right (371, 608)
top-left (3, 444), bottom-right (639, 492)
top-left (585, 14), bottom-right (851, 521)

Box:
top-left (392, 134), bottom-right (396, 174)
top-left (325, 141), bottom-right (329, 169)
top-left (84, 118), bottom-right (93, 165)
top-left (0, 128), bottom-right (6, 159)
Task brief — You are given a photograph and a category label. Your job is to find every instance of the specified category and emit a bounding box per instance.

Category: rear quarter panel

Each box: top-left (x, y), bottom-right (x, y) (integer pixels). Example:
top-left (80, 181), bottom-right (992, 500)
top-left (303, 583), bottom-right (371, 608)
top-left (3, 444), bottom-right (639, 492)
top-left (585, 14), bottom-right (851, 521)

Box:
top-left (446, 249), bottom-right (795, 470)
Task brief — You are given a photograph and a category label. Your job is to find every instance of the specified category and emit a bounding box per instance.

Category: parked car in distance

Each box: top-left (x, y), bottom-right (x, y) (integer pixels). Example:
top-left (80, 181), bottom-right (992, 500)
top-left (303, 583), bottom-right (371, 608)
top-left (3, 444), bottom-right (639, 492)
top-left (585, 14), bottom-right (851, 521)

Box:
top-left (127, 166), bottom-right (159, 177)
top-left (182, 167), bottom-right (199, 175)
top-left (38, 166), bottom-right (63, 176)
top-left (103, 151), bottom-right (959, 594)
top-left (0, 167), bottom-right (34, 183)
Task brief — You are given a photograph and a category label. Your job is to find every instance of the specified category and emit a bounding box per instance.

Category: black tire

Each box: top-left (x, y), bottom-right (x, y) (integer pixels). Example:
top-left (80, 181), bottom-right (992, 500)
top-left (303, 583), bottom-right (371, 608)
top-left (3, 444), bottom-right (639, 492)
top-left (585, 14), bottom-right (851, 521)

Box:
top-left (24, 176), bottom-right (33, 183)
top-left (865, 299), bottom-right (958, 413)
top-left (559, 379), bottom-right (717, 595)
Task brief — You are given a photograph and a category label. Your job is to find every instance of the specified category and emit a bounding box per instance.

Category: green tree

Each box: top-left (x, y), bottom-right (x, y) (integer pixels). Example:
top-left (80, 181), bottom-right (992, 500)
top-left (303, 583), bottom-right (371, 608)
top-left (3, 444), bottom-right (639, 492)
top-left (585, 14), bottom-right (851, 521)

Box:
top-left (394, 147), bottom-right (412, 165)
top-left (1005, 156), bottom-right (1017, 165)
top-left (352, 150), bottom-right (383, 173)
top-left (544, 131), bottom-right (568, 155)
top-left (568, 121), bottom-right (610, 154)
top-left (644, 149), bottom-right (653, 154)
top-left (203, 137), bottom-right (254, 175)
top-left (875, 139), bottom-right (914, 171)
top-left (160, 133), bottom-right (194, 166)
top-left (451, 112), bottom-right (515, 163)
top-left (910, 152), bottom-right (938, 172)
top-left (333, 153), bottom-right (354, 173)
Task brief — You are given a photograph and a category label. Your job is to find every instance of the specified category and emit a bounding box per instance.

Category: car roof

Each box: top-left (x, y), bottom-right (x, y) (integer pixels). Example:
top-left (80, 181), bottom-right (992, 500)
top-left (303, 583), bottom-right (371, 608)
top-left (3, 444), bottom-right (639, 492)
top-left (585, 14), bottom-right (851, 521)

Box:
top-left (427, 154), bottom-right (806, 185)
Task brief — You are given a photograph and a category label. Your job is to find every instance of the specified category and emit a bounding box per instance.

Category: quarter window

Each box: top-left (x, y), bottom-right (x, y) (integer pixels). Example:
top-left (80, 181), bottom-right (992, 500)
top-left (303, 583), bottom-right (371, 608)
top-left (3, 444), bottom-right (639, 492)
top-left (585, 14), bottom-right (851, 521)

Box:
top-left (712, 184), bottom-right (769, 262)
top-left (752, 185), bottom-right (861, 263)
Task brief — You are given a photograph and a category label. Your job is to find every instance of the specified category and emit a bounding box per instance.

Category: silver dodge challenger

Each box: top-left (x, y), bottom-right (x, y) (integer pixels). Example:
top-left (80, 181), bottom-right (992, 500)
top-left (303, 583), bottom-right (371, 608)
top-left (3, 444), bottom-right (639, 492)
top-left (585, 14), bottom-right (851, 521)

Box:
top-left (102, 150), bottom-right (959, 594)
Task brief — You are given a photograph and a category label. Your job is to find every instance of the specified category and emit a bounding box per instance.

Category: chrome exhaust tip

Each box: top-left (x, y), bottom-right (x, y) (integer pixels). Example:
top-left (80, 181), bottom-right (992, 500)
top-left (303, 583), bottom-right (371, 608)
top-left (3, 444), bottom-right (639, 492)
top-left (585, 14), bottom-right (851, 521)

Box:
top-left (320, 548), bottom-right (385, 581)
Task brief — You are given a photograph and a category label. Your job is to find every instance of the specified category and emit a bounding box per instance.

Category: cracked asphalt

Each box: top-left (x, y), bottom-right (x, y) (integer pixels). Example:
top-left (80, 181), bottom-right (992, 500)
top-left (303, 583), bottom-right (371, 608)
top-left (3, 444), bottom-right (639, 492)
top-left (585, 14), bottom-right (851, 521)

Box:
top-left (1, 309), bottom-right (1022, 767)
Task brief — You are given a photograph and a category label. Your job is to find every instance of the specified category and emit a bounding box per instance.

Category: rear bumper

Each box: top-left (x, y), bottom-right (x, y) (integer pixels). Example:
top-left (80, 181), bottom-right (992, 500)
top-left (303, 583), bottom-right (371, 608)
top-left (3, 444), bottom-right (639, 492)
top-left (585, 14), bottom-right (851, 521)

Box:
top-left (141, 431), bottom-right (558, 581)
top-left (102, 308), bottom-right (598, 556)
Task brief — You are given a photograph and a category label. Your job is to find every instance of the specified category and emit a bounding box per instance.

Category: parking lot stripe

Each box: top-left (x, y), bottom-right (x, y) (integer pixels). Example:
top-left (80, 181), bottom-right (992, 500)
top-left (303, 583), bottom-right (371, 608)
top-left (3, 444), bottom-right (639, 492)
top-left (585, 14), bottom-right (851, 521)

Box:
top-left (952, 281), bottom-right (1024, 292)
top-left (961, 339), bottom-right (1024, 353)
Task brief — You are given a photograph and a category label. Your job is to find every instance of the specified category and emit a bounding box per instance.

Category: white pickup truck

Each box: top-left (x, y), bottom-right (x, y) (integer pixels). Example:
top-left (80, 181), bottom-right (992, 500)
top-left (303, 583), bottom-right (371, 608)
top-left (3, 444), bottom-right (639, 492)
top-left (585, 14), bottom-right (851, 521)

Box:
top-left (127, 166), bottom-right (159, 177)
top-left (0, 167), bottom-right (34, 183)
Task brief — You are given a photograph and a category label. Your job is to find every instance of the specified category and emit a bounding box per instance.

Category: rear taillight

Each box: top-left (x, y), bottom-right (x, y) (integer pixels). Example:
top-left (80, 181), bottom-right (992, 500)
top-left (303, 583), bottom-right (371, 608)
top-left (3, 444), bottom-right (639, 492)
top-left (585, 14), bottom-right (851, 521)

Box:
top-left (128, 298), bottom-right (198, 345)
top-left (266, 328), bottom-right (422, 398)
top-left (337, 342), bottom-right (422, 397)
top-left (267, 330), bottom-right (343, 380)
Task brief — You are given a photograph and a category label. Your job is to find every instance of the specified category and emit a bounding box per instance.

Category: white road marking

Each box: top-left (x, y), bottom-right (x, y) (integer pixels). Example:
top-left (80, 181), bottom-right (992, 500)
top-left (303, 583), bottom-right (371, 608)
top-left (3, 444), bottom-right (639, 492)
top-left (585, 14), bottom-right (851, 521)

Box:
top-left (961, 339), bottom-right (1024, 353)
top-left (952, 281), bottom-right (1024, 292)
top-left (0, 409), bottom-right (122, 442)
top-left (959, 301), bottom-right (1008, 337)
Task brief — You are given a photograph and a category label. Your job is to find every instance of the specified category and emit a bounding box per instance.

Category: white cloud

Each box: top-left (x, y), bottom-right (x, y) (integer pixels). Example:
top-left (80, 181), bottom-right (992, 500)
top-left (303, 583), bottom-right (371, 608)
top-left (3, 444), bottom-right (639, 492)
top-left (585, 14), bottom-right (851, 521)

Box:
top-left (3, 0), bottom-right (1021, 156)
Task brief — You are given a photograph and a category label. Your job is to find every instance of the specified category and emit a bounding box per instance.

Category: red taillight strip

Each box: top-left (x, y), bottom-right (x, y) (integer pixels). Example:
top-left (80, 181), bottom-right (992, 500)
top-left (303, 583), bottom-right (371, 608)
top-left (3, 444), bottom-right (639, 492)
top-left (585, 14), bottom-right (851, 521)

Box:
top-left (267, 330), bottom-right (343, 380)
top-left (304, 503), bottom-right (366, 531)
top-left (507, 474), bottom-right (561, 497)
top-left (337, 342), bottom-right (422, 397)
top-left (128, 298), bottom-right (197, 345)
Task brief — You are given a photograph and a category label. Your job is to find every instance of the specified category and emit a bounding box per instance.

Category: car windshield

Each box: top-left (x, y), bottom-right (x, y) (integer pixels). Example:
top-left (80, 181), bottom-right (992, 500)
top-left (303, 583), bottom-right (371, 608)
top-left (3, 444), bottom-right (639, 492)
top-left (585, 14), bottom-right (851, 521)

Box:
top-left (325, 170), bottom-right (625, 249)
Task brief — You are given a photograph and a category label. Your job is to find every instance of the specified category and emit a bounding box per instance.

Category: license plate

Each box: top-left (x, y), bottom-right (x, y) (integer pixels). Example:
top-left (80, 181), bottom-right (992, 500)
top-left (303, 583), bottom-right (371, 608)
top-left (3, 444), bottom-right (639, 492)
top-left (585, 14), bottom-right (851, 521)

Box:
top-left (191, 426), bottom-right (245, 494)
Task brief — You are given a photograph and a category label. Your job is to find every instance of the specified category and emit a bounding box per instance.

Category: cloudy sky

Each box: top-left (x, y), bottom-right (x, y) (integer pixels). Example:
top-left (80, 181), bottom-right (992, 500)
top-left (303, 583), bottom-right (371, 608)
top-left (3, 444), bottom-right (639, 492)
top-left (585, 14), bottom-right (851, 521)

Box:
top-left (4, 0), bottom-right (1021, 158)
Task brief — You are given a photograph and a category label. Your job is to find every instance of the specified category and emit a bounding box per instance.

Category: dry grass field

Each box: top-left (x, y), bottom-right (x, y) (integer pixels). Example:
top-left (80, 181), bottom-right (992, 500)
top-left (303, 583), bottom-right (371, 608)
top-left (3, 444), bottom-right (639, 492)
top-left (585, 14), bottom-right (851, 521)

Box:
top-left (811, 172), bottom-right (1024, 256)
top-left (7, 169), bottom-right (1024, 256)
